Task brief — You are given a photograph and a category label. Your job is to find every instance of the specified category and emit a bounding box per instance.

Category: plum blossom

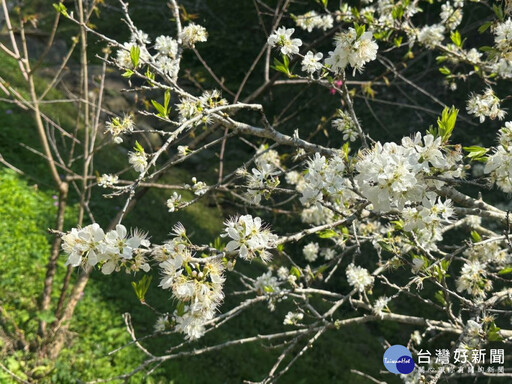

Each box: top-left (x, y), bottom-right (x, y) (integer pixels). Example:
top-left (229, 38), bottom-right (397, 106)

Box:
top-left (222, 215), bottom-right (277, 262)
top-left (325, 28), bottom-right (378, 73)
top-left (346, 264), bottom-right (374, 292)
top-left (267, 27), bottom-right (302, 57)
top-left (180, 23), bottom-right (208, 48)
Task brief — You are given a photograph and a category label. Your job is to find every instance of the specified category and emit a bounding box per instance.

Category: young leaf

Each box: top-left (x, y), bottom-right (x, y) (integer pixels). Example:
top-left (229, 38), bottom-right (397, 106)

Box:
top-left (122, 69), bottom-right (134, 78)
top-left (470, 230), bottom-right (482, 243)
top-left (130, 45), bottom-right (140, 68)
top-left (290, 266), bottom-right (301, 278)
top-left (437, 106), bottom-right (458, 142)
top-left (151, 100), bottom-right (167, 118)
top-left (478, 21), bottom-right (492, 34)
top-left (439, 66), bottom-right (451, 75)
top-left (52, 3), bottom-right (69, 17)
top-left (131, 275), bottom-right (152, 302)
top-left (134, 140), bottom-right (145, 153)
top-left (164, 90), bottom-right (171, 112)
top-left (317, 229), bottom-right (337, 238)
top-left (450, 31), bottom-right (462, 47)
top-left (463, 146), bottom-right (488, 162)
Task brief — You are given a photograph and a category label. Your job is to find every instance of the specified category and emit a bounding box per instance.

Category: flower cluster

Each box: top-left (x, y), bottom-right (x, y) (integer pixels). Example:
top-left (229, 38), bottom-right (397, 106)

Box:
top-left (177, 89), bottom-right (227, 124)
top-left (355, 133), bottom-right (461, 212)
top-left (180, 23), bottom-right (208, 48)
top-left (154, 35), bottom-right (179, 78)
top-left (222, 215), bottom-right (277, 262)
top-left (485, 122), bottom-right (512, 192)
top-left (156, 225), bottom-right (225, 340)
top-left (440, 2), bottom-right (463, 30)
top-left (494, 18), bottom-right (512, 53)
top-left (61, 224), bottom-right (150, 274)
top-left (372, 296), bottom-right (390, 318)
top-left (466, 88), bottom-right (506, 123)
top-left (295, 11), bottom-right (333, 32)
top-left (325, 28), bottom-right (378, 73)
top-left (464, 238), bottom-right (511, 265)
top-left (332, 109), bottom-right (358, 142)
top-left (346, 263), bottom-right (374, 292)
top-left (402, 197), bottom-right (454, 251)
top-left (98, 174), bottom-right (119, 188)
top-left (154, 35), bottom-right (178, 58)
top-left (417, 24), bottom-right (445, 48)
top-left (246, 162), bottom-right (280, 205)
top-left (105, 115), bottom-right (135, 143)
top-left (189, 177), bottom-right (208, 196)
top-left (456, 260), bottom-right (491, 298)
top-left (299, 153), bottom-right (356, 210)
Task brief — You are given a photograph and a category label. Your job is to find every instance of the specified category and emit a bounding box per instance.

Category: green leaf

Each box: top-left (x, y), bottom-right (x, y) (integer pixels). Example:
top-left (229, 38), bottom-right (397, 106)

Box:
top-left (450, 31), bottom-right (462, 47)
top-left (37, 310), bottom-right (57, 323)
top-left (437, 106), bottom-right (458, 142)
top-left (391, 5), bottom-right (404, 20)
top-left (151, 99), bottom-right (167, 118)
top-left (290, 266), bottom-right (301, 278)
top-left (493, 4), bottom-right (504, 21)
top-left (176, 301), bottom-right (185, 316)
top-left (498, 267), bottom-right (512, 275)
top-left (52, 3), bottom-right (68, 17)
top-left (271, 55), bottom-right (293, 77)
top-left (488, 322), bottom-right (503, 341)
top-left (478, 21), bottom-right (492, 34)
top-left (463, 146), bottom-right (489, 162)
top-left (145, 68), bottom-right (155, 85)
top-left (130, 45), bottom-right (140, 68)
top-left (439, 66), bottom-right (451, 75)
top-left (434, 290), bottom-right (446, 306)
top-left (317, 229), bottom-right (337, 238)
top-left (470, 230), bottom-right (482, 243)
top-left (131, 275), bottom-right (152, 302)
top-left (354, 23), bottom-right (366, 39)
top-left (134, 140), bottom-right (145, 153)
top-left (164, 90), bottom-right (171, 113)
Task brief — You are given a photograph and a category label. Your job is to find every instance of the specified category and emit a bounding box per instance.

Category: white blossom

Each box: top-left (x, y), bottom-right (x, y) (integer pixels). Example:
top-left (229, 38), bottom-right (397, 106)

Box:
top-left (485, 122), bottom-right (512, 193)
top-left (283, 311), bottom-right (304, 325)
top-left (166, 192), bottom-right (182, 212)
top-left (303, 242), bottom-right (319, 262)
top-left (267, 27), bottom-right (302, 57)
top-left (128, 151), bottom-right (148, 174)
top-left (154, 35), bottom-right (178, 58)
top-left (98, 174), bottom-right (119, 188)
top-left (417, 24), bottom-right (445, 48)
top-left (180, 23), bottom-right (208, 48)
top-left (301, 51), bottom-right (323, 74)
top-left (346, 263), bottom-right (374, 292)
top-left (222, 215), bottom-right (277, 262)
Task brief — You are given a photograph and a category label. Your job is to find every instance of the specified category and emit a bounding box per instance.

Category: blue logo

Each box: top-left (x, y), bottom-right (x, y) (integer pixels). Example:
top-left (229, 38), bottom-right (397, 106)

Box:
top-left (383, 345), bottom-right (415, 374)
